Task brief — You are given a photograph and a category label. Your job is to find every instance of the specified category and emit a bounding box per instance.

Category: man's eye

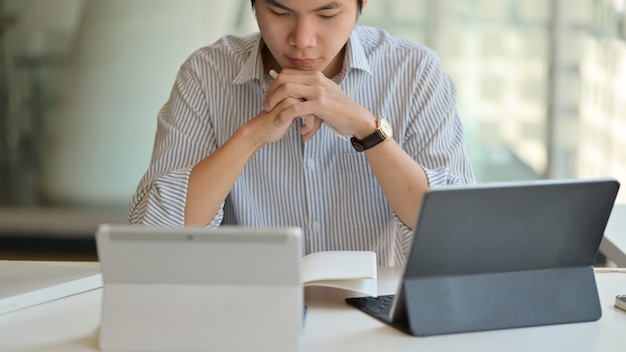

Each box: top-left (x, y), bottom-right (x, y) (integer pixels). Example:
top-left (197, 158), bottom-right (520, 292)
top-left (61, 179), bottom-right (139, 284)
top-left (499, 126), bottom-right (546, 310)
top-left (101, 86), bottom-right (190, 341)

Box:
top-left (271, 10), bottom-right (290, 17)
top-left (319, 11), bottom-right (339, 19)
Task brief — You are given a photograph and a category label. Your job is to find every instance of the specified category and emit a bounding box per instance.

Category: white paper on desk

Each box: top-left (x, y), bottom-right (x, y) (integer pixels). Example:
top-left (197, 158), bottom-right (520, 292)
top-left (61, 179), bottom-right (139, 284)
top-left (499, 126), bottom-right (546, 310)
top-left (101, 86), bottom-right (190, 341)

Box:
top-left (0, 261), bottom-right (102, 315)
top-left (301, 251), bottom-right (378, 296)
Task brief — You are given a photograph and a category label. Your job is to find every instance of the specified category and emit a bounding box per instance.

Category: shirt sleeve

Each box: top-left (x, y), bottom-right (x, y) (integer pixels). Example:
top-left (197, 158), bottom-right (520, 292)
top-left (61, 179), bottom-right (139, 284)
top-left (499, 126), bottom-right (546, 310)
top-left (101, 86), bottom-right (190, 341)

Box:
top-left (396, 49), bottom-right (476, 255)
top-left (406, 49), bottom-right (476, 188)
top-left (128, 60), bottom-right (223, 227)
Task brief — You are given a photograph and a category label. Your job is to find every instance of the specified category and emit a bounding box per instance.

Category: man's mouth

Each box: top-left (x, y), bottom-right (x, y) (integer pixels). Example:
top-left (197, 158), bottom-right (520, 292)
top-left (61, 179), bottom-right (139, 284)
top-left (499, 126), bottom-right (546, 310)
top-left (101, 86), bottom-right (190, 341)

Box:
top-left (289, 57), bottom-right (317, 68)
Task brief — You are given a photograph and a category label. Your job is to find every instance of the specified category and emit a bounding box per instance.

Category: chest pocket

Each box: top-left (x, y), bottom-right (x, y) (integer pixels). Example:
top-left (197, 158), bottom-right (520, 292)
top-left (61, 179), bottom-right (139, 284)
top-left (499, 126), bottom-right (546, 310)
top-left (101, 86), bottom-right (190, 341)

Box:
top-left (334, 152), bottom-right (390, 233)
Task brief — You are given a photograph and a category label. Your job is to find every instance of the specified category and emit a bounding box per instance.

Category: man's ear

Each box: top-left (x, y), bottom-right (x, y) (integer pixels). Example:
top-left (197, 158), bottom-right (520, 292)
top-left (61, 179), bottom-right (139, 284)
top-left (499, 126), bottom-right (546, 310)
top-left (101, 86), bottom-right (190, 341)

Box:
top-left (362, 0), bottom-right (369, 10)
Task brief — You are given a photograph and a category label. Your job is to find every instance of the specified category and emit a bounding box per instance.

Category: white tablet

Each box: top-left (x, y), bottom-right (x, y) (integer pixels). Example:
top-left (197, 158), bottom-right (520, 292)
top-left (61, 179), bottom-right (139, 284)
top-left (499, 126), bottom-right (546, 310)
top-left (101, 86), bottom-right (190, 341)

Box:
top-left (96, 224), bottom-right (303, 352)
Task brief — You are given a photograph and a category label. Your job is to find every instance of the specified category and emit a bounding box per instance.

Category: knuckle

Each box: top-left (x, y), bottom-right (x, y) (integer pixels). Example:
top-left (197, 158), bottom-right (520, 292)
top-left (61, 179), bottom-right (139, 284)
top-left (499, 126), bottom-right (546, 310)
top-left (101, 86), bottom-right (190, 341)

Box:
top-left (284, 82), bottom-right (296, 94)
top-left (316, 94), bottom-right (328, 108)
top-left (290, 104), bottom-right (302, 116)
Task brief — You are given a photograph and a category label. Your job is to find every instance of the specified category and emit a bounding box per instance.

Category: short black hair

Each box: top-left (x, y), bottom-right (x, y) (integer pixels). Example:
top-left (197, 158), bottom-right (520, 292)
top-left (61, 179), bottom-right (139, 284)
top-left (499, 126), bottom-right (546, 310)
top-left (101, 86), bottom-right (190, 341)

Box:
top-left (250, 0), bottom-right (364, 13)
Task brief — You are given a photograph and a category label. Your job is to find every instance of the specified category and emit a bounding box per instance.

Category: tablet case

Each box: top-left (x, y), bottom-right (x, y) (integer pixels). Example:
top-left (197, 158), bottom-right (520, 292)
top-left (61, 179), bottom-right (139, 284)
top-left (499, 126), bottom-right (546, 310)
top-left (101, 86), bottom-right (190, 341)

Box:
top-left (348, 178), bottom-right (620, 336)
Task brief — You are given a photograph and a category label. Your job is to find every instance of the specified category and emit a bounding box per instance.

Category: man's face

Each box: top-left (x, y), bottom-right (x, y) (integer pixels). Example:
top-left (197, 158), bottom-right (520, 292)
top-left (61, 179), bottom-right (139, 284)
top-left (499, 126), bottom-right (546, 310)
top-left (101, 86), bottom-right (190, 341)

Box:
top-left (255, 0), bottom-right (361, 77)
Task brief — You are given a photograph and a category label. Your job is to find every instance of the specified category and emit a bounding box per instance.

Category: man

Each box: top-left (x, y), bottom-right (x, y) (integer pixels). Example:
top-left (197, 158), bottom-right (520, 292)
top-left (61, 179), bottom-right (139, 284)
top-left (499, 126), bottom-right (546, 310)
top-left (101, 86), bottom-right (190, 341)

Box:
top-left (129, 0), bottom-right (475, 266)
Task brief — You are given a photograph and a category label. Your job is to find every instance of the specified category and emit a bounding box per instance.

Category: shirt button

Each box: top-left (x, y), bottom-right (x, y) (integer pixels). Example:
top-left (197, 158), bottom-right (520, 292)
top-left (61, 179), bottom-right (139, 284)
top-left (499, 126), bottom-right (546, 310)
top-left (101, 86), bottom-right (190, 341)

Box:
top-left (307, 159), bottom-right (315, 170)
top-left (312, 222), bottom-right (321, 232)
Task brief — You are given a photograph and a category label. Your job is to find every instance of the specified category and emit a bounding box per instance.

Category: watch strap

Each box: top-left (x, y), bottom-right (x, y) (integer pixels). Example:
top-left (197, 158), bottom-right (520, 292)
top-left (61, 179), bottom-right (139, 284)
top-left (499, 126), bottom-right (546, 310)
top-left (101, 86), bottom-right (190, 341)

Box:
top-left (350, 130), bottom-right (386, 152)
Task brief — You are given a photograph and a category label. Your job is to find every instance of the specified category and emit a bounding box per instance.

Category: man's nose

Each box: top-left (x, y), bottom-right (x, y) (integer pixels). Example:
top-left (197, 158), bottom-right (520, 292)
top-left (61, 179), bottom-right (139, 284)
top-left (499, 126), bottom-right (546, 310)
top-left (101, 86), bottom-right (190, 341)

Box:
top-left (290, 18), bottom-right (316, 49)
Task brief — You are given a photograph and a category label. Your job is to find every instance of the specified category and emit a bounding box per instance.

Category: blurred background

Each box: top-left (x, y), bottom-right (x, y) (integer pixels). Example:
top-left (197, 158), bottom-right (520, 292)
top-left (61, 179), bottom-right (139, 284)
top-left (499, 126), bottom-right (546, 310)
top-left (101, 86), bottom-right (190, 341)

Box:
top-left (0, 0), bottom-right (624, 259)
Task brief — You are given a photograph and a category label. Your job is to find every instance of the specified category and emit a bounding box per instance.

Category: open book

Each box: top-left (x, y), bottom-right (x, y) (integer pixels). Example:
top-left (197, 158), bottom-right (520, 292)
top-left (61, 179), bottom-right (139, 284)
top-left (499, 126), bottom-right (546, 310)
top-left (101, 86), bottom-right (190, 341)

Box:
top-left (301, 251), bottom-right (378, 296)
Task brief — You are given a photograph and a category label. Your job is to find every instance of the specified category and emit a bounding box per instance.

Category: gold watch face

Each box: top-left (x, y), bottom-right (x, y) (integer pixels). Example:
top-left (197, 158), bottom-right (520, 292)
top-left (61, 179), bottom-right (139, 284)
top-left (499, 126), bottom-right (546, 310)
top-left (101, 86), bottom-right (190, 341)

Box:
top-left (377, 117), bottom-right (393, 140)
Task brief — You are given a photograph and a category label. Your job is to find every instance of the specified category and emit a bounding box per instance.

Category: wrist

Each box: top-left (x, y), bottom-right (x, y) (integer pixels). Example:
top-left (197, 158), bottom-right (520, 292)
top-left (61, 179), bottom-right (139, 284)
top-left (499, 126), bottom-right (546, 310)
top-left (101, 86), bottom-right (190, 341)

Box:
top-left (350, 116), bottom-right (393, 152)
top-left (235, 123), bottom-right (266, 154)
top-left (352, 118), bottom-right (378, 140)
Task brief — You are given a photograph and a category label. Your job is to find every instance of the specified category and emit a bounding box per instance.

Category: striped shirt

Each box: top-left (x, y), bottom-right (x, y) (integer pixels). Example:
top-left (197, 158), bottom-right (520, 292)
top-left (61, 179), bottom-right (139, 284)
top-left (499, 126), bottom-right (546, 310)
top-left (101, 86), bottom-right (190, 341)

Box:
top-left (129, 26), bottom-right (475, 266)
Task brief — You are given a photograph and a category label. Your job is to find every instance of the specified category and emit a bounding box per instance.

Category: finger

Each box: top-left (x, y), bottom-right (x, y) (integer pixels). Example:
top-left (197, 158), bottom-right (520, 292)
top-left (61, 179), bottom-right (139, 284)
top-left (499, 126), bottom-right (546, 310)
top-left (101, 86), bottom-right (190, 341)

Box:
top-left (302, 130), bottom-right (315, 142)
top-left (300, 115), bottom-right (314, 131)
top-left (301, 115), bottom-right (323, 142)
top-left (300, 119), bottom-right (313, 135)
top-left (272, 97), bottom-right (302, 126)
top-left (265, 83), bottom-right (304, 112)
top-left (264, 75), bottom-right (295, 111)
top-left (265, 78), bottom-right (321, 112)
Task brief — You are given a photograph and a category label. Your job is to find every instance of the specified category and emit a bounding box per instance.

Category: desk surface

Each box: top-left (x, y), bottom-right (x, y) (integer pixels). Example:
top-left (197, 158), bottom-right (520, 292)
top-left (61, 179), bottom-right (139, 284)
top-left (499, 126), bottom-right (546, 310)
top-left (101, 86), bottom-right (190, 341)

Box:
top-left (0, 264), bottom-right (625, 352)
top-left (601, 204), bottom-right (626, 267)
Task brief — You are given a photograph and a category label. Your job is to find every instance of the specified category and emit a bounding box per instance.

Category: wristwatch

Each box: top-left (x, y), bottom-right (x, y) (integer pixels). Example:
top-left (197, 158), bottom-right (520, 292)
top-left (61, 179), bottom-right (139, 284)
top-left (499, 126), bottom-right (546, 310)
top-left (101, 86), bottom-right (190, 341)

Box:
top-left (350, 117), bottom-right (393, 152)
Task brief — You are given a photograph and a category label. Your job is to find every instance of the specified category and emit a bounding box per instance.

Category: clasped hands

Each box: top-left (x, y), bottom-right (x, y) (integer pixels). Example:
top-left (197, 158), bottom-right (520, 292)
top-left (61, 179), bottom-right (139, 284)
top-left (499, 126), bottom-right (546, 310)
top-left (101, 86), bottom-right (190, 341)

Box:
top-left (255, 68), bottom-right (368, 144)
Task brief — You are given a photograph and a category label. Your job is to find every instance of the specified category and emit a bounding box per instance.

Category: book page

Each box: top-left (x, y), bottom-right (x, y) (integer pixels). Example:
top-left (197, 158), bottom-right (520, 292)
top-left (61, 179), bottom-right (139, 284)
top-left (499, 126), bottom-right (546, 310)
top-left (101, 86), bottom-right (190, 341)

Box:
top-left (301, 251), bottom-right (377, 296)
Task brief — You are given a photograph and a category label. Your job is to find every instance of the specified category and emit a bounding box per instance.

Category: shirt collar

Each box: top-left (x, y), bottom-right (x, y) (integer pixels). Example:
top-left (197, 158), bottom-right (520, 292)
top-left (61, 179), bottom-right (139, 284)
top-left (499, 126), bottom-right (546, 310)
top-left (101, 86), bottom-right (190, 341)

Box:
top-left (232, 28), bottom-right (373, 85)
top-left (345, 28), bottom-right (372, 77)
top-left (232, 34), bottom-right (265, 85)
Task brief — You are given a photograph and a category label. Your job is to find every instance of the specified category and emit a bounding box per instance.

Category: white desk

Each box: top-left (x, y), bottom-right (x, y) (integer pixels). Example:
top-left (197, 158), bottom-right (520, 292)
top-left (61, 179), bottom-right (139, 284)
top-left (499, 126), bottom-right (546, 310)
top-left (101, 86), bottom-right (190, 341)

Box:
top-left (601, 204), bottom-right (626, 267)
top-left (0, 265), bottom-right (625, 352)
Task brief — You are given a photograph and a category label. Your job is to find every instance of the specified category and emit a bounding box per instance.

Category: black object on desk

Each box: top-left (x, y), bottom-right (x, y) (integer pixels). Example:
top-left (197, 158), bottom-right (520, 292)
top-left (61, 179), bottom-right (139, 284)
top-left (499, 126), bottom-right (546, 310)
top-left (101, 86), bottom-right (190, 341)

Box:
top-left (616, 295), bottom-right (626, 312)
top-left (348, 178), bottom-right (620, 336)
